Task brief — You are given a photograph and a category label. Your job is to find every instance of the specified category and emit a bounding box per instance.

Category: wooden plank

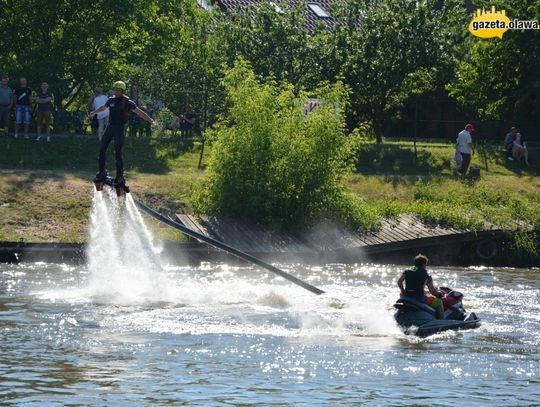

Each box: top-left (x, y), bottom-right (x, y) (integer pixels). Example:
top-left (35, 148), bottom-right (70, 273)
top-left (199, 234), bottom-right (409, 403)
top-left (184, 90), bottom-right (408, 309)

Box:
top-left (382, 218), bottom-right (413, 242)
top-left (174, 211), bottom-right (534, 256)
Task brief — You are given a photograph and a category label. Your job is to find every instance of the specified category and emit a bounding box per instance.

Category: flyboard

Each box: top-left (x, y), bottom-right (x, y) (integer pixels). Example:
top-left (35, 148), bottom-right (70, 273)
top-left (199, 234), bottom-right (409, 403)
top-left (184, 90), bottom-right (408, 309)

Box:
top-left (94, 176), bottom-right (130, 197)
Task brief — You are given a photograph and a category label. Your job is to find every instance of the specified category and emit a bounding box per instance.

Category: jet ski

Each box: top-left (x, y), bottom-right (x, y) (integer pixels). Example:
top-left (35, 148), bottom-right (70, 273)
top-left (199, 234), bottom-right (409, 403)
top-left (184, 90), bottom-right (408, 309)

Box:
top-left (394, 287), bottom-right (480, 336)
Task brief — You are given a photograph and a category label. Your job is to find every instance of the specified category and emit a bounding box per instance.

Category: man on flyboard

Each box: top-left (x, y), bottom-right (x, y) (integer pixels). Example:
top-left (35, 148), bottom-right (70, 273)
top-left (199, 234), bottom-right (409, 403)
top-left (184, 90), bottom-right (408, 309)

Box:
top-left (89, 81), bottom-right (154, 195)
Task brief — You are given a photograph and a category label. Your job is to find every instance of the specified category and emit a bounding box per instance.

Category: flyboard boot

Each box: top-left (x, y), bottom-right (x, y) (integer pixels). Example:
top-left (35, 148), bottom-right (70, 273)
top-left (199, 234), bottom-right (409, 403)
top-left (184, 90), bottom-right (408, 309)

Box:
top-left (93, 170), bottom-right (112, 191)
top-left (113, 175), bottom-right (130, 197)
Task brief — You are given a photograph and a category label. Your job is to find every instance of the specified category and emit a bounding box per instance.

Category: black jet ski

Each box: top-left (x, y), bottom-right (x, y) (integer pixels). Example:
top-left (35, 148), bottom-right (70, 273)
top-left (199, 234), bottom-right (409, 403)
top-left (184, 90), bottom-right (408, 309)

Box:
top-left (394, 287), bottom-right (480, 336)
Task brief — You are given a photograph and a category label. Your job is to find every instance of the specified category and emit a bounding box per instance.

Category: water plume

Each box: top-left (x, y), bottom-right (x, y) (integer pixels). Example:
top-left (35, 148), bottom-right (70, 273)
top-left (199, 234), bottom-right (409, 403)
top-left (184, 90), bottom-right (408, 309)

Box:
top-left (86, 189), bottom-right (170, 304)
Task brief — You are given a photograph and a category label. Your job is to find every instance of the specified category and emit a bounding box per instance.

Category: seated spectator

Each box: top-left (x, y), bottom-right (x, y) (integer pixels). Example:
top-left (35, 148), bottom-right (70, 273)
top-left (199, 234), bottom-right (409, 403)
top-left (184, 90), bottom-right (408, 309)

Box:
top-left (167, 114), bottom-right (181, 137)
top-left (504, 127), bottom-right (517, 160)
top-left (512, 133), bottom-right (529, 165)
top-left (179, 104), bottom-right (197, 137)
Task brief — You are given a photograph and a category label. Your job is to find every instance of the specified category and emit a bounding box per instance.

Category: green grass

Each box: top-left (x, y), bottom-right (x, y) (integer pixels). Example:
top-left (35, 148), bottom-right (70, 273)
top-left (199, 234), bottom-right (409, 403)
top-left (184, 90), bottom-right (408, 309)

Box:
top-left (0, 136), bottom-right (205, 242)
top-left (356, 139), bottom-right (539, 176)
top-left (0, 137), bottom-right (538, 259)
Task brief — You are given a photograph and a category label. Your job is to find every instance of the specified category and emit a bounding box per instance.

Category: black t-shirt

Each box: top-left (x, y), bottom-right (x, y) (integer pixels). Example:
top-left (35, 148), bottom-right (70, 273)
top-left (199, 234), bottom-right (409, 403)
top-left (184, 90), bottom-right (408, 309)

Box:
top-left (14, 87), bottom-right (32, 106)
top-left (105, 95), bottom-right (137, 125)
top-left (403, 267), bottom-right (433, 298)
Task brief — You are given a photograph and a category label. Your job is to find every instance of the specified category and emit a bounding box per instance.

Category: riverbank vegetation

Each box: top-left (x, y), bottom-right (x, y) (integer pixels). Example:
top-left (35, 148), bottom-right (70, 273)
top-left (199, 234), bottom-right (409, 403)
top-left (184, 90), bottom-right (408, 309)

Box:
top-left (0, 137), bottom-right (538, 259)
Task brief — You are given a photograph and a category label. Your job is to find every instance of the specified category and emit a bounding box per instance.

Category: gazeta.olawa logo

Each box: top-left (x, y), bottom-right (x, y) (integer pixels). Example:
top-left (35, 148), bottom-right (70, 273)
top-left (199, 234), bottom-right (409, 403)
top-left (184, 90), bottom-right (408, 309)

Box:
top-left (468, 6), bottom-right (540, 39)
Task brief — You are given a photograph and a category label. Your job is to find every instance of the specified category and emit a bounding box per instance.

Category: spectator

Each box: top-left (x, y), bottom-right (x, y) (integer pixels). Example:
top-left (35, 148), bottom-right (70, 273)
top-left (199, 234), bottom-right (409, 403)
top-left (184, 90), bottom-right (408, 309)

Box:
top-left (13, 78), bottom-right (32, 139)
top-left (87, 92), bottom-right (99, 137)
top-left (35, 82), bottom-right (53, 142)
top-left (0, 76), bottom-right (13, 137)
top-left (139, 105), bottom-right (154, 138)
top-left (456, 123), bottom-right (475, 178)
top-left (167, 114), bottom-right (181, 137)
top-left (504, 126), bottom-right (517, 160)
top-left (512, 133), bottom-right (529, 166)
top-left (90, 88), bottom-right (109, 141)
top-left (179, 104), bottom-right (197, 137)
top-left (131, 91), bottom-right (141, 107)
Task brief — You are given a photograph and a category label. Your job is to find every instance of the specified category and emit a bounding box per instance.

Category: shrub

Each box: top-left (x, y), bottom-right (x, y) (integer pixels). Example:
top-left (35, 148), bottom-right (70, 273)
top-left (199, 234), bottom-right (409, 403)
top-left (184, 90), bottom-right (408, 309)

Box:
top-left (194, 59), bottom-right (364, 230)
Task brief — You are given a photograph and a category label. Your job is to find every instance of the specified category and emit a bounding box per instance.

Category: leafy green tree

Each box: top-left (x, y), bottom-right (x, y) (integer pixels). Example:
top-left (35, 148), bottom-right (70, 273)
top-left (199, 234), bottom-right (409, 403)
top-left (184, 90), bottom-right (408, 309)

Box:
top-left (0, 0), bottom-right (203, 109)
top-left (330, 0), bottom-right (453, 142)
top-left (213, 2), bottom-right (327, 91)
top-left (447, 0), bottom-right (540, 123)
top-left (195, 59), bottom-right (376, 230)
top-left (128, 1), bottom-right (224, 125)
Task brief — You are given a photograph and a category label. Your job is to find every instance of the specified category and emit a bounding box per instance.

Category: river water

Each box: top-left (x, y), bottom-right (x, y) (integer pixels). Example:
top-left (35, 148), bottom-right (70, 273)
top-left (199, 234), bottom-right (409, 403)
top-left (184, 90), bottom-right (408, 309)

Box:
top-left (1, 262), bottom-right (538, 406)
top-left (1, 190), bottom-right (539, 405)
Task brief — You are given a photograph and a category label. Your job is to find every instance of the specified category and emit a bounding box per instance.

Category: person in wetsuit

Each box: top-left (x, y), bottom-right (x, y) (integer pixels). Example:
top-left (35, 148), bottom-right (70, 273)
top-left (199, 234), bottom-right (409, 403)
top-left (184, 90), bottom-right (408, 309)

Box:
top-left (397, 254), bottom-right (444, 319)
top-left (89, 81), bottom-right (154, 187)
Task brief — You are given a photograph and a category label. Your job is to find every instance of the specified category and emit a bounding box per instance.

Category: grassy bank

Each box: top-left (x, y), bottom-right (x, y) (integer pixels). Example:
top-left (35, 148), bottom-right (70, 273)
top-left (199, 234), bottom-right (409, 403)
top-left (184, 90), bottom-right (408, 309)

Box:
top-left (0, 136), bottom-right (538, 253)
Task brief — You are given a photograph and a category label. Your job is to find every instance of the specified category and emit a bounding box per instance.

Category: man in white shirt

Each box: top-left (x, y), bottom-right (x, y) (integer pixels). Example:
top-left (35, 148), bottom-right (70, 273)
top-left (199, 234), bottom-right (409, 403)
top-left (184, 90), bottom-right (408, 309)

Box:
top-left (91, 88), bottom-right (109, 141)
top-left (456, 123), bottom-right (475, 177)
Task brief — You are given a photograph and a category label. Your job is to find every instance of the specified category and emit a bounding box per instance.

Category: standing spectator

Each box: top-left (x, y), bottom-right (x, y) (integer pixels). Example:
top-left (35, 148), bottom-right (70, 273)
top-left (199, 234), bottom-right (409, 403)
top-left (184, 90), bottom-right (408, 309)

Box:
top-left (13, 78), bottom-right (32, 139)
top-left (140, 105), bottom-right (154, 138)
top-left (512, 133), bottom-right (529, 166)
top-left (0, 76), bottom-right (13, 137)
top-left (90, 80), bottom-right (155, 188)
top-left (179, 104), bottom-right (197, 137)
top-left (91, 88), bottom-right (109, 141)
top-left (456, 123), bottom-right (475, 178)
top-left (128, 91), bottom-right (142, 137)
top-left (504, 127), bottom-right (517, 160)
top-left (87, 92), bottom-right (98, 137)
top-left (35, 82), bottom-right (53, 142)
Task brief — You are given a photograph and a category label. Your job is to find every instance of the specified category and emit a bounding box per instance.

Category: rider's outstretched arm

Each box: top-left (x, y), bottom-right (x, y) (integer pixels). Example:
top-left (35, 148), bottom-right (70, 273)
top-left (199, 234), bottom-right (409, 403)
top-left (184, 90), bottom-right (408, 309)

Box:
top-left (133, 107), bottom-right (155, 124)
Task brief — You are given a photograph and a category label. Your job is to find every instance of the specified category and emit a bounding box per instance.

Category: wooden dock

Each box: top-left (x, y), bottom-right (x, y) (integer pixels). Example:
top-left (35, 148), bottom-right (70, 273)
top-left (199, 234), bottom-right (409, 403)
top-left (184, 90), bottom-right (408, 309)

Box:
top-left (176, 213), bottom-right (532, 262)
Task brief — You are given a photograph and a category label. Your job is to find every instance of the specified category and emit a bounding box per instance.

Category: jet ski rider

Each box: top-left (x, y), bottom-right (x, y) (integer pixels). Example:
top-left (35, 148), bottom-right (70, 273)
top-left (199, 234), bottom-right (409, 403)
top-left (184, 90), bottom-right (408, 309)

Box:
top-left (397, 254), bottom-right (444, 319)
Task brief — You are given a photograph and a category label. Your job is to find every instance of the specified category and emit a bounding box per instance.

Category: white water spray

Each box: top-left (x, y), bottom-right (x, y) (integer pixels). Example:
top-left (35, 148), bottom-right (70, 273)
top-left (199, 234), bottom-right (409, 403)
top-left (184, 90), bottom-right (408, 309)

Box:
top-left (86, 188), bottom-right (171, 304)
top-left (81, 188), bottom-right (401, 337)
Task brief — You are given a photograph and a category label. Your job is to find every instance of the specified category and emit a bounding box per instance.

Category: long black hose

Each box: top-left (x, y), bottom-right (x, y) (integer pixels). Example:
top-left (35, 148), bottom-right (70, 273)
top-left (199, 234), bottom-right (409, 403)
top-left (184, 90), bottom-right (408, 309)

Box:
top-left (132, 197), bottom-right (325, 295)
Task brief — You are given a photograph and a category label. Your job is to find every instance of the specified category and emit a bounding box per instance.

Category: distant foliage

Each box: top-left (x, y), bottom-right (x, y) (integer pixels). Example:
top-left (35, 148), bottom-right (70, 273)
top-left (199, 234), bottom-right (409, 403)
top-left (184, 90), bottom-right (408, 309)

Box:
top-left (194, 59), bottom-right (376, 230)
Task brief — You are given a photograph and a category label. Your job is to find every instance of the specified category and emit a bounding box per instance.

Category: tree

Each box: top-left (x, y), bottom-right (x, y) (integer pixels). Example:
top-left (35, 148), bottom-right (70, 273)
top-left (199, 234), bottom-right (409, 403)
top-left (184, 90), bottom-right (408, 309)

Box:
top-left (330, 0), bottom-right (452, 142)
top-left (213, 2), bottom-right (327, 92)
top-left (447, 0), bottom-right (540, 124)
top-left (0, 0), bottom-right (201, 109)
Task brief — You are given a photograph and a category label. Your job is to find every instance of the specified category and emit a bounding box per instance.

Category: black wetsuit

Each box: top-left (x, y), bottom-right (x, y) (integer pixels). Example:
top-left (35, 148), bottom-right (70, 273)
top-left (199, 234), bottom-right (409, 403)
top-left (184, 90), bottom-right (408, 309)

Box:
top-left (98, 95), bottom-right (137, 178)
top-left (403, 266), bottom-right (432, 300)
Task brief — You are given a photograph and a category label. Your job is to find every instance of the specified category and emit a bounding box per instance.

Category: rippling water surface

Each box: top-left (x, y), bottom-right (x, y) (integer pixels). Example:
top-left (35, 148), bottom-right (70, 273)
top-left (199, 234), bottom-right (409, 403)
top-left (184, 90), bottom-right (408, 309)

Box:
top-left (1, 261), bottom-right (539, 406)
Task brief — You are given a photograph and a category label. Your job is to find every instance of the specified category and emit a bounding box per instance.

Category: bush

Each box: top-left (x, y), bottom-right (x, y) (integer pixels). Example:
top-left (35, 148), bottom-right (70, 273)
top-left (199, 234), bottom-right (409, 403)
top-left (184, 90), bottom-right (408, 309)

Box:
top-left (194, 59), bottom-right (364, 230)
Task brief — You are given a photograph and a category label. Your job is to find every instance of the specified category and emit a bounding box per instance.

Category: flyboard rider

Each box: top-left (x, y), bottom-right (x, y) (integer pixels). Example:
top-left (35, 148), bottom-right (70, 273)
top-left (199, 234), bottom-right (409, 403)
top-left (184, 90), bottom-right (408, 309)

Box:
top-left (89, 81), bottom-right (154, 190)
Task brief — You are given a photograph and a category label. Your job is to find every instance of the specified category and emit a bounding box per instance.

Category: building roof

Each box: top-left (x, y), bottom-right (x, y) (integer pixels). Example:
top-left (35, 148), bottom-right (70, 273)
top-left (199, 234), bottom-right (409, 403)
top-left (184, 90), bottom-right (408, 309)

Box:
top-left (213, 0), bottom-right (338, 31)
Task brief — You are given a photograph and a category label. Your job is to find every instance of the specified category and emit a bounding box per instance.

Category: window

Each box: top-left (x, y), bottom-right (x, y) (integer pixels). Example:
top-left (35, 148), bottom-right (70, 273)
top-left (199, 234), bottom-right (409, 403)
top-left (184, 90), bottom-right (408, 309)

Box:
top-left (308, 4), bottom-right (330, 18)
top-left (197, 0), bottom-right (212, 10)
top-left (270, 2), bottom-right (284, 14)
